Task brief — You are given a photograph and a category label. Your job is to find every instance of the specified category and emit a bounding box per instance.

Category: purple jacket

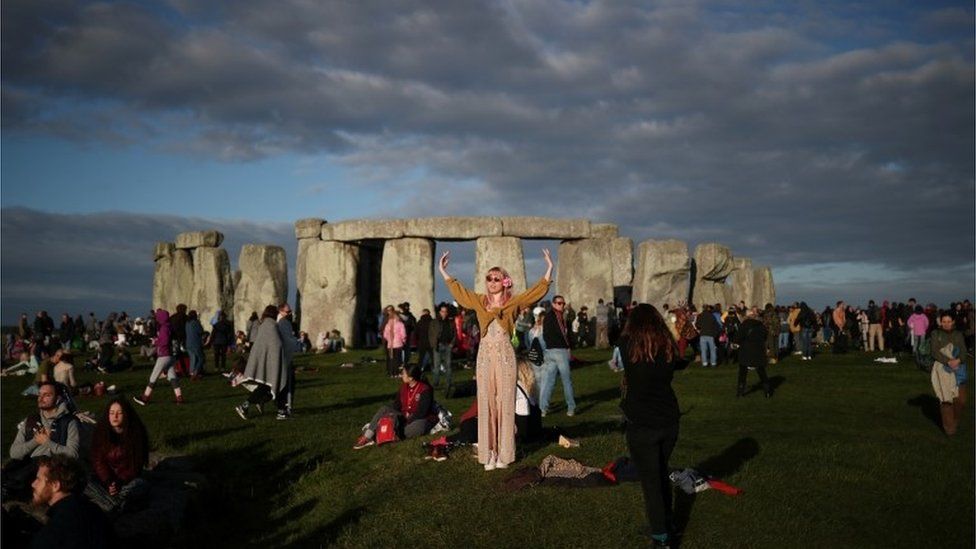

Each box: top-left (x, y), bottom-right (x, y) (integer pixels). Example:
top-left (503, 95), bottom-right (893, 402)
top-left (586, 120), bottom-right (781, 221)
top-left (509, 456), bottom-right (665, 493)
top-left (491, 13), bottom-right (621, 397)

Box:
top-left (155, 309), bottom-right (172, 357)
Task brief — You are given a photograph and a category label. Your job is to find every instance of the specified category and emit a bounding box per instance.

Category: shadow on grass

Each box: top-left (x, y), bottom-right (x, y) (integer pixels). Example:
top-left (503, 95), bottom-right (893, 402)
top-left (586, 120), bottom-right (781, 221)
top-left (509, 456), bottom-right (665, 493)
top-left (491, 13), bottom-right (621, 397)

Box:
top-left (907, 394), bottom-right (942, 430)
top-left (164, 423), bottom-right (254, 449)
top-left (299, 393), bottom-right (393, 416)
top-left (186, 443), bottom-right (337, 548)
top-left (672, 437), bottom-right (760, 546)
top-left (286, 506), bottom-right (367, 548)
top-left (575, 386), bottom-right (623, 414)
top-left (742, 375), bottom-right (786, 396)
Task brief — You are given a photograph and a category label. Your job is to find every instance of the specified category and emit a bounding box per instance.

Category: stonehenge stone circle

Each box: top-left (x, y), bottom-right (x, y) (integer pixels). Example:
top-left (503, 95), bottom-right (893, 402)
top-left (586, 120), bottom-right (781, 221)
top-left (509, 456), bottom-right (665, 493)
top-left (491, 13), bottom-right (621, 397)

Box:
top-left (380, 238), bottom-right (435, 315)
top-left (153, 217), bottom-right (776, 349)
top-left (474, 237), bottom-right (527, 295)
top-left (233, 245), bottom-right (288, 331)
top-left (632, 239), bottom-right (691, 310)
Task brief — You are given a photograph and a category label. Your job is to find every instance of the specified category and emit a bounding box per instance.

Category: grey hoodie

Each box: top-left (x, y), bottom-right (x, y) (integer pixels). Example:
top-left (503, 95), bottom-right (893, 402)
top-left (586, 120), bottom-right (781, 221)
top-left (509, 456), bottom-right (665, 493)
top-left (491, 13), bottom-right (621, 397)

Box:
top-left (9, 400), bottom-right (80, 460)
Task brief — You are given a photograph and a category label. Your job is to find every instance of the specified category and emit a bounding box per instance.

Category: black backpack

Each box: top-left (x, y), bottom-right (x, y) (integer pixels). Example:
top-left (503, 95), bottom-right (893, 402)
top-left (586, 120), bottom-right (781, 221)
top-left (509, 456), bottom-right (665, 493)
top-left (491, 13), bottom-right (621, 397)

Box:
top-left (527, 338), bottom-right (545, 366)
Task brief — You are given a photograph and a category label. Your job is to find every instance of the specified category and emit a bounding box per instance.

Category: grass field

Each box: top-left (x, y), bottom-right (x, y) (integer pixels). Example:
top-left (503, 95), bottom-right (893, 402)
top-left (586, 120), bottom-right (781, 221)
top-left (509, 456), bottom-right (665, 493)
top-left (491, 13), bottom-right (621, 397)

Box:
top-left (3, 346), bottom-right (973, 548)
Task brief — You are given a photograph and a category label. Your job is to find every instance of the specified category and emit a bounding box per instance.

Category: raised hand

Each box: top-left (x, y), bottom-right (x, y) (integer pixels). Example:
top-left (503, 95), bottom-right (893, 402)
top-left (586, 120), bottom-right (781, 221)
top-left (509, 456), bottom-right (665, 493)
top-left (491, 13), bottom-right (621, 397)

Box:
top-left (542, 248), bottom-right (554, 281)
top-left (438, 250), bottom-right (452, 280)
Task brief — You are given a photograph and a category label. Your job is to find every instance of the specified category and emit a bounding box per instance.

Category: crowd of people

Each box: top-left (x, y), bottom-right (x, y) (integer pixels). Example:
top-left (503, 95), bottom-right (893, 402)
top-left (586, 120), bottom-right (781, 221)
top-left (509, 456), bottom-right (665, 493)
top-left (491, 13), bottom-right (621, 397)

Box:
top-left (1, 289), bottom-right (972, 548)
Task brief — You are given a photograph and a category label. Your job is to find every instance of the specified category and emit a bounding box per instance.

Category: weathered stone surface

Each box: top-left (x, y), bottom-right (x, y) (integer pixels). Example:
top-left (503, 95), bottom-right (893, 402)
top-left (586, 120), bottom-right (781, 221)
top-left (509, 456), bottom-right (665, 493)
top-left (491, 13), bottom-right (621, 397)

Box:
top-left (474, 237), bottom-right (526, 295)
top-left (403, 217), bottom-right (503, 240)
top-left (633, 240), bottom-right (691, 309)
top-left (694, 243), bottom-right (735, 281)
top-left (295, 218), bottom-right (326, 239)
top-left (753, 267), bottom-right (776, 308)
top-left (294, 238), bottom-right (317, 323)
top-left (175, 230), bottom-right (223, 249)
top-left (233, 245), bottom-right (288, 331)
top-left (693, 280), bottom-right (733, 310)
top-left (153, 249), bottom-right (194, 313)
top-left (557, 239), bottom-right (614, 313)
top-left (154, 242), bottom-right (175, 260)
top-left (610, 237), bottom-right (633, 287)
top-left (380, 238), bottom-right (435, 316)
top-left (300, 240), bottom-right (359, 348)
top-left (729, 258), bottom-right (755, 307)
top-left (591, 223), bottom-right (619, 238)
top-left (322, 219), bottom-right (405, 242)
top-left (501, 217), bottom-right (591, 239)
top-left (190, 247), bottom-right (234, 324)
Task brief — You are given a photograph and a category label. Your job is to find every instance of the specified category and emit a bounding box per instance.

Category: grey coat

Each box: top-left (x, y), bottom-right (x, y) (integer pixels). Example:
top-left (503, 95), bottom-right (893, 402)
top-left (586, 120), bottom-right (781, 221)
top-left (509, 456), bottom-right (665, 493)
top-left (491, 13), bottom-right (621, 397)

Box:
top-left (242, 318), bottom-right (287, 398)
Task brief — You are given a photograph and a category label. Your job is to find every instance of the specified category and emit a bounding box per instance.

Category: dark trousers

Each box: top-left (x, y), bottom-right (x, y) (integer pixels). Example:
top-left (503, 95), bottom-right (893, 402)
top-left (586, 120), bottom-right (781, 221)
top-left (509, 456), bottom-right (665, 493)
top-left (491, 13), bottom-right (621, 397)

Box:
top-left (386, 347), bottom-right (403, 376)
top-left (213, 345), bottom-right (228, 371)
top-left (626, 423), bottom-right (679, 537)
top-left (737, 362), bottom-right (771, 393)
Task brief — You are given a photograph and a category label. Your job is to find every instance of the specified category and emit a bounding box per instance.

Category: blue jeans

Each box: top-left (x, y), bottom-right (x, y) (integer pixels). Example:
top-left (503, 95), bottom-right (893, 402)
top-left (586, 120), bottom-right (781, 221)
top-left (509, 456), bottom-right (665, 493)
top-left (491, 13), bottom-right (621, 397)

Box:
top-left (700, 336), bottom-right (716, 366)
top-left (539, 349), bottom-right (575, 413)
top-left (800, 328), bottom-right (813, 357)
top-left (778, 332), bottom-right (790, 350)
top-left (433, 343), bottom-right (453, 387)
top-left (188, 348), bottom-right (205, 375)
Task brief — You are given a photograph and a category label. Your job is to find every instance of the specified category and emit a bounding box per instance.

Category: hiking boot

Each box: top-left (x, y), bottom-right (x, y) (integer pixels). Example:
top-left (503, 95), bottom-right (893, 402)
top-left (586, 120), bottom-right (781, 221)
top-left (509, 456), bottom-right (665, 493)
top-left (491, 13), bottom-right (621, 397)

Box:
top-left (235, 405), bottom-right (249, 420)
top-left (133, 394), bottom-right (149, 406)
top-left (352, 435), bottom-right (375, 450)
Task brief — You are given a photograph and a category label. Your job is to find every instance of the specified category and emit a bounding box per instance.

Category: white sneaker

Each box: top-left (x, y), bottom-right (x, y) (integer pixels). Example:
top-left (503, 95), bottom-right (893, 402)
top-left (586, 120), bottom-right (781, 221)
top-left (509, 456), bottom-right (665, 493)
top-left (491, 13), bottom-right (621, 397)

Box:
top-left (495, 461), bottom-right (508, 469)
top-left (484, 452), bottom-right (497, 471)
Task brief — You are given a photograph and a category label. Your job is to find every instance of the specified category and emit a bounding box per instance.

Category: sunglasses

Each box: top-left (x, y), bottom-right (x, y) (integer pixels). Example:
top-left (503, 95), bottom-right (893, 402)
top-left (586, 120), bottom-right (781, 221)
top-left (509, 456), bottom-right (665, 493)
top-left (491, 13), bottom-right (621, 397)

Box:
top-left (486, 276), bottom-right (504, 282)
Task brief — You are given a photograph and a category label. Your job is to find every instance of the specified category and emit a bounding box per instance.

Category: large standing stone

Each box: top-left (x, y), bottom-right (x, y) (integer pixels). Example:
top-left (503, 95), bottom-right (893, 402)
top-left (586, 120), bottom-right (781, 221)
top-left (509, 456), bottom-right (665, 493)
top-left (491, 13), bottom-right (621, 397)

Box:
top-left (322, 219), bottom-right (405, 242)
top-left (500, 217), bottom-right (591, 239)
top-left (473, 237), bottom-right (526, 295)
top-left (175, 230), bottom-right (224, 249)
top-left (190, 247), bottom-right (234, 325)
top-left (294, 238), bottom-right (317, 325)
top-left (632, 240), bottom-right (691, 309)
top-left (154, 242), bottom-right (175, 260)
top-left (295, 218), bottom-right (326, 239)
top-left (610, 237), bottom-right (634, 287)
top-left (300, 240), bottom-right (360, 347)
top-left (403, 217), bottom-right (503, 240)
top-left (729, 258), bottom-right (755, 307)
top-left (234, 245), bottom-right (288, 331)
top-left (556, 239), bottom-right (614, 313)
top-left (380, 238), bottom-right (435, 315)
top-left (153, 248), bottom-right (194, 313)
top-left (753, 267), bottom-right (776, 308)
top-left (693, 243), bottom-right (735, 309)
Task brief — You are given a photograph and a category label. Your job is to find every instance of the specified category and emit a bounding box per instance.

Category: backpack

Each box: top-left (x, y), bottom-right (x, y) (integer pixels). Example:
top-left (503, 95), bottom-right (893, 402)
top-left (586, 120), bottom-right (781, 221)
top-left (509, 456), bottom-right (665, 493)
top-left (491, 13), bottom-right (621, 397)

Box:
top-left (527, 338), bottom-right (545, 366)
top-left (375, 415), bottom-right (399, 446)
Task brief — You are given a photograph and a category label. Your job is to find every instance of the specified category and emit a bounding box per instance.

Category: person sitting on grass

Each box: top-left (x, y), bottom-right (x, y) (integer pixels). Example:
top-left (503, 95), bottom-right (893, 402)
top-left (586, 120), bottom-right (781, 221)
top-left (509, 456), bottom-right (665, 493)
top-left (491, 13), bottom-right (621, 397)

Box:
top-left (1, 350), bottom-right (35, 376)
top-left (327, 330), bottom-right (346, 353)
top-left (52, 352), bottom-right (77, 391)
top-left (84, 397), bottom-right (150, 513)
top-left (30, 455), bottom-right (119, 549)
top-left (353, 365), bottom-right (438, 450)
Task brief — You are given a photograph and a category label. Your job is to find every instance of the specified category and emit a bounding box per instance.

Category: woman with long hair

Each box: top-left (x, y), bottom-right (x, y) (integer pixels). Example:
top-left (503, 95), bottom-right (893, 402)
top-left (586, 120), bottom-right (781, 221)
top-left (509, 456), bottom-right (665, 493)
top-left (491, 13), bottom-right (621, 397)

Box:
top-left (382, 305), bottom-right (406, 378)
top-left (618, 303), bottom-right (687, 548)
top-left (438, 249), bottom-right (553, 471)
top-left (353, 364), bottom-right (438, 449)
top-left (86, 397), bottom-right (150, 512)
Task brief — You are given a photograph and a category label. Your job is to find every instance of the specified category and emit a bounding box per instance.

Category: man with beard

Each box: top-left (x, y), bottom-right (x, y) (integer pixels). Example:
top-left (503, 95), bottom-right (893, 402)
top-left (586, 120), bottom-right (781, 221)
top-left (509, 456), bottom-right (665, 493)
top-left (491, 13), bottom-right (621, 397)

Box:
top-left (29, 455), bottom-right (116, 549)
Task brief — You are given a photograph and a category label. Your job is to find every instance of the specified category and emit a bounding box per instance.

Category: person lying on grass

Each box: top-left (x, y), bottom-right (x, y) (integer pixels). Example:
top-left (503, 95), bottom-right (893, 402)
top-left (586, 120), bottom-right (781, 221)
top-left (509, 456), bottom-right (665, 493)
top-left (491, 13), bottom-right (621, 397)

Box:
top-left (353, 365), bottom-right (438, 450)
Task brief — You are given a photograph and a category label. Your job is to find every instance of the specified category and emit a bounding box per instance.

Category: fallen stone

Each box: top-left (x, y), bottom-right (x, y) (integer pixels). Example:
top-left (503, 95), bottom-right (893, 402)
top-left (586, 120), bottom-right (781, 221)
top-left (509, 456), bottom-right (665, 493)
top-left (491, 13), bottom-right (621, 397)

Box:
top-left (402, 217), bottom-right (503, 240)
top-left (501, 217), bottom-right (591, 239)
top-left (153, 249), bottom-right (194, 313)
top-left (556, 239), bottom-right (614, 313)
top-left (380, 238), bottom-right (435, 315)
top-left (234, 245), bottom-right (288, 331)
top-left (474, 237), bottom-right (526, 295)
top-left (300, 240), bottom-right (360, 347)
top-left (295, 218), bottom-right (326, 239)
top-left (632, 239), bottom-right (691, 309)
top-left (174, 230), bottom-right (223, 249)
top-left (190, 247), bottom-right (234, 324)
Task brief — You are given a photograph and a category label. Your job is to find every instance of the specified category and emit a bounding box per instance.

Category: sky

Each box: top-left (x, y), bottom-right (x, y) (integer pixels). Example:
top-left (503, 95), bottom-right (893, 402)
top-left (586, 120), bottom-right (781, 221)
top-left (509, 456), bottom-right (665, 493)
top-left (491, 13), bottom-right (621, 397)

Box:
top-left (2, 0), bottom-right (974, 323)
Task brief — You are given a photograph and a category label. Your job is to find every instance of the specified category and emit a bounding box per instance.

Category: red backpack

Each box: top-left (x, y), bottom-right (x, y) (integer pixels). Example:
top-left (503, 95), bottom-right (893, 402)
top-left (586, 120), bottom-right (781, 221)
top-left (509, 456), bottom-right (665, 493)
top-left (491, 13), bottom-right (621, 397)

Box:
top-left (375, 415), bottom-right (399, 446)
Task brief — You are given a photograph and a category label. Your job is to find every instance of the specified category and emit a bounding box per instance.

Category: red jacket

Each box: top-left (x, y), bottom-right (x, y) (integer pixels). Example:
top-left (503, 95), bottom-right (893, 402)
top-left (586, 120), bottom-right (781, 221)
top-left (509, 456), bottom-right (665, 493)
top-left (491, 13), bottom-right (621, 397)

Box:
top-left (394, 381), bottom-right (435, 422)
top-left (92, 443), bottom-right (142, 486)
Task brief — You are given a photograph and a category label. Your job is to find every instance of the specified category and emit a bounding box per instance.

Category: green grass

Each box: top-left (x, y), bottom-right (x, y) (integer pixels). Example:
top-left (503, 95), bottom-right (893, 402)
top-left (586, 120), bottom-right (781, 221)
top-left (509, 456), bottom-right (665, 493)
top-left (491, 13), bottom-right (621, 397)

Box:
top-left (3, 347), bottom-right (973, 548)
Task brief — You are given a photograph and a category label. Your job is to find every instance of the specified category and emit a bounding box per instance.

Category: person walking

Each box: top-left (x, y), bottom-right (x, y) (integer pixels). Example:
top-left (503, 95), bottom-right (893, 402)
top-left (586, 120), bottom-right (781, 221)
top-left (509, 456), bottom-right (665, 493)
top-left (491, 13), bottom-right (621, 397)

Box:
top-left (235, 305), bottom-right (288, 420)
top-left (618, 304), bottom-right (687, 548)
top-left (438, 248), bottom-right (553, 471)
top-left (133, 309), bottom-right (183, 406)
top-left (736, 307), bottom-right (773, 398)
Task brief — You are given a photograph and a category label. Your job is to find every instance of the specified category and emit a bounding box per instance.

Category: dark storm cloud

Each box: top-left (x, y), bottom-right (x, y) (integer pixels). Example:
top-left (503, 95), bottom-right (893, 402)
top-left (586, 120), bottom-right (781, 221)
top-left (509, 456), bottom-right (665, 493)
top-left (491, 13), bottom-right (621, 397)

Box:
top-left (2, 1), bottom-right (973, 301)
top-left (0, 207), bottom-right (294, 323)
